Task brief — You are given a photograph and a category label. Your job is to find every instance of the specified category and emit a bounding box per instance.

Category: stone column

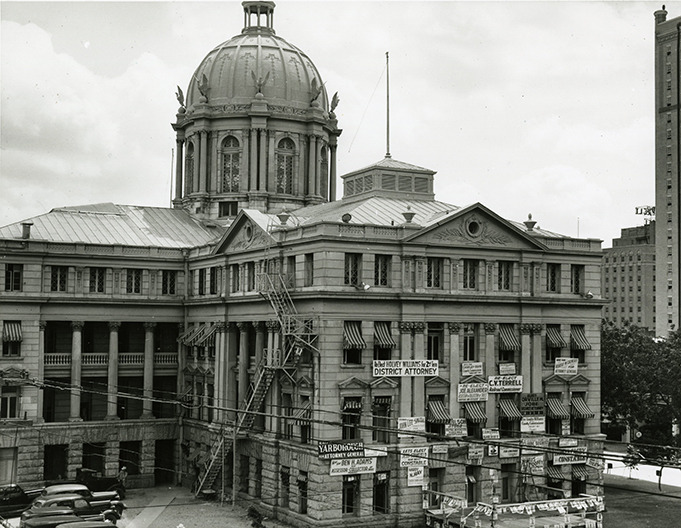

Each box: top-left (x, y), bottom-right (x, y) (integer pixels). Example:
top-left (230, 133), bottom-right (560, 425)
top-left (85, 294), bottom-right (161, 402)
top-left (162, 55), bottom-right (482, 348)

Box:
top-left (69, 321), bottom-right (84, 422)
top-left (448, 323), bottom-right (461, 417)
top-left (412, 322), bottom-right (426, 417)
top-left (531, 324), bottom-right (543, 393)
top-left (199, 130), bottom-right (208, 193)
top-left (106, 322), bottom-right (121, 420)
top-left (308, 135), bottom-right (317, 196)
top-left (214, 322), bottom-right (226, 423)
top-left (37, 321), bottom-right (46, 423)
top-left (226, 324), bottom-right (238, 422)
top-left (267, 131), bottom-right (276, 193)
top-left (329, 143), bottom-right (337, 201)
top-left (266, 320), bottom-right (279, 366)
top-left (176, 324), bottom-right (185, 418)
top-left (483, 323), bottom-right (496, 424)
top-left (250, 130), bottom-right (258, 191)
top-left (241, 129), bottom-right (250, 193)
top-left (259, 130), bottom-right (267, 191)
top-left (175, 138), bottom-right (184, 201)
top-left (253, 322), bottom-right (265, 370)
top-left (520, 324), bottom-right (532, 395)
top-left (236, 322), bottom-right (250, 410)
top-left (141, 322), bottom-right (156, 418)
top-left (398, 322), bottom-right (413, 418)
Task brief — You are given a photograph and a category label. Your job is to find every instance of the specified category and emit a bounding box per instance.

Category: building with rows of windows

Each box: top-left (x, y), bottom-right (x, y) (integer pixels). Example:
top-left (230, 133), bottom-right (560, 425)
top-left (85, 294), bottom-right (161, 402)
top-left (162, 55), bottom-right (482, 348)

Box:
top-left (1, 2), bottom-right (606, 526)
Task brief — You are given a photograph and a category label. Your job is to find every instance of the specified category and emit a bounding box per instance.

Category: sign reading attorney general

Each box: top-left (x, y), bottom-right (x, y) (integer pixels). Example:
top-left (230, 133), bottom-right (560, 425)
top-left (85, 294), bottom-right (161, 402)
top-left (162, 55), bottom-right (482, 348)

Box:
top-left (488, 375), bottom-right (523, 393)
top-left (318, 440), bottom-right (365, 460)
top-left (372, 360), bottom-right (438, 377)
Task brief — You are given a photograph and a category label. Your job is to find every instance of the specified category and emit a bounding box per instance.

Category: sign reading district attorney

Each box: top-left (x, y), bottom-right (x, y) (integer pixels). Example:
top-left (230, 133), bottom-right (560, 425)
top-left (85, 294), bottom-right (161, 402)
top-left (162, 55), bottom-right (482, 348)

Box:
top-left (318, 440), bottom-right (365, 460)
top-left (372, 360), bottom-right (438, 377)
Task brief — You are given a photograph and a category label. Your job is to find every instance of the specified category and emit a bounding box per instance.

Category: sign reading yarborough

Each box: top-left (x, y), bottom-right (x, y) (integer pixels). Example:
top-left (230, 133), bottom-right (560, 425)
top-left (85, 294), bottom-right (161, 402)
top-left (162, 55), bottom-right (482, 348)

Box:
top-left (318, 440), bottom-right (365, 460)
top-left (372, 360), bottom-right (438, 377)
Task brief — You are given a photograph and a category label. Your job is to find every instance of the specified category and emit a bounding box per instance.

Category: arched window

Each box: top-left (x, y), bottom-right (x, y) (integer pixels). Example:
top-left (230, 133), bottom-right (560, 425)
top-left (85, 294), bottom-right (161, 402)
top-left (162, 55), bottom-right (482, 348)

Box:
top-left (221, 136), bottom-right (240, 193)
top-left (185, 142), bottom-right (195, 194)
top-left (276, 138), bottom-right (295, 194)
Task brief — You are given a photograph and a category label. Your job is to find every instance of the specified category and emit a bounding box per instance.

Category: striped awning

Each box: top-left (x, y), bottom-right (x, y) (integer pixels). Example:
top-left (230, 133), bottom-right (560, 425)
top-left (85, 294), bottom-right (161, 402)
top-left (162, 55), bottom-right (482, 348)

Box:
top-left (177, 324), bottom-right (203, 346)
top-left (464, 402), bottom-right (487, 424)
top-left (343, 321), bottom-right (366, 349)
top-left (546, 398), bottom-right (571, 419)
top-left (498, 399), bottom-right (523, 420)
top-left (195, 324), bottom-right (217, 347)
top-left (293, 402), bottom-right (312, 424)
top-left (427, 399), bottom-right (452, 424)
top-left (343, 398), bottom-right (363, 410)
top-left (373, 396), bottom-right (392, 408)
top-left (570, 325), bottom-right (592, 350)
top-left (499, 324), bottom-right (521, 351)
top-left (2, 322), bottom-right (22, 342)
top-left (572, 464), bottom-right (590, 481)
top-left (546, 326), bottom-right (567, 348)
top-left (570, 397), bottom-right (595, 419)
top-left (546, 465), bottom-right (565, 480)
top-left (374, 321), bottom-right (396, 348)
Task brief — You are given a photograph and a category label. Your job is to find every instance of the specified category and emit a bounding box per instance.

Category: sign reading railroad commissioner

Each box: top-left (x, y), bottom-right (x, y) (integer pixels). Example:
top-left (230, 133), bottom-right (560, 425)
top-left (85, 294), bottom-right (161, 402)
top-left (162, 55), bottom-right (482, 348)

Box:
top-left (372, 360), bottom-right (438, 377)
top-left (488, 375), bottom-right (523, 393)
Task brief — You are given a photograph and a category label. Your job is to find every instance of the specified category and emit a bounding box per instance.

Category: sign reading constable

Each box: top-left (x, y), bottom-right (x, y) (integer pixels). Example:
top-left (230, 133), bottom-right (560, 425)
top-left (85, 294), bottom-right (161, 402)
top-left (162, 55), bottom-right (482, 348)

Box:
top-left (373, 360), bottom-right (438, 377)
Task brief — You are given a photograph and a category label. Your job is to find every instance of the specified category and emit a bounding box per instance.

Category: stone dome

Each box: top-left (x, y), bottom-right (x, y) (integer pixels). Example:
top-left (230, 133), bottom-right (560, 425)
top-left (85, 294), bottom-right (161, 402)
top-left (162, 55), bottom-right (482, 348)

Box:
top-left (185, 1), bottom-right (328, 112)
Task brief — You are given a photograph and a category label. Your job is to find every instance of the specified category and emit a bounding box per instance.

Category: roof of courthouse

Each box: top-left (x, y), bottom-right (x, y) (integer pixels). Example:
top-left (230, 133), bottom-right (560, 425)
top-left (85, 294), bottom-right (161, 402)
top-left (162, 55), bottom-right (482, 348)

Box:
top-left (0, 203), bottom-right (224, 248)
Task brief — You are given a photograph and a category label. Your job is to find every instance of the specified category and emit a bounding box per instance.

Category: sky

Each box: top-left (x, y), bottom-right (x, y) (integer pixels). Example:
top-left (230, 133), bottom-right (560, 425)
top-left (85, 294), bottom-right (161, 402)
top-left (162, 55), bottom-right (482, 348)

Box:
top-left (1, 0), bottom-right (677, 246)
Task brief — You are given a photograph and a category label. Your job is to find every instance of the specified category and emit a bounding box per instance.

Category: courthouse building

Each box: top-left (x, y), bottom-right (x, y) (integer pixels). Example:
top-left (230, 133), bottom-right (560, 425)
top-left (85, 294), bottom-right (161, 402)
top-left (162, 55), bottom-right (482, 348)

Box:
top-left (1, 2), bottom-right (605, 526)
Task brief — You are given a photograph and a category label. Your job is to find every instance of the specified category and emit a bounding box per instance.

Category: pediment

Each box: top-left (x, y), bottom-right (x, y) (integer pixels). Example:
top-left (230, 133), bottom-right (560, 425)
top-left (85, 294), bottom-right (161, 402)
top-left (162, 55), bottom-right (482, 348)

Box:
top-left (0, 367), bottom-right (31, 385)
top-left (543, 374), bottom-right (569, 386)
top-left (298, 375), bottom-right (313, 390)
top-left (369, 377), bottom-right (399, 390)
top-left (338, 376), bottom-right (370, 390)
top-left (279, 374), bottom-right (294, 388)
top-left (405, 203), bottom-right (548, 251)
top-left (213, 210), bottom-right (275, 254)
top-left (567, 374), bottom-right (591, 386)
top-left (460, 375), bottom-right (486, 384)
top-left (425, 376), bottom-right (450, 389)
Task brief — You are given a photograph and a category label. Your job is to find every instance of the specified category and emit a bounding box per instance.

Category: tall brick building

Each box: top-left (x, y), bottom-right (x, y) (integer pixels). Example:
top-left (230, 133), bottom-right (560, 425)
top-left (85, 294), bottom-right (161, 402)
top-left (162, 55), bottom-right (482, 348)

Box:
top-left (1, 2), bottom-right (605, 526)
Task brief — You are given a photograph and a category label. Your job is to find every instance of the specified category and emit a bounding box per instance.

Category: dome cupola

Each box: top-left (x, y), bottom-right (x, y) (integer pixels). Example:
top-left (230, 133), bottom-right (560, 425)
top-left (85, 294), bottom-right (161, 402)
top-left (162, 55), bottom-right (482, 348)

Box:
top-left (172, 1), bottom-right (342, 221)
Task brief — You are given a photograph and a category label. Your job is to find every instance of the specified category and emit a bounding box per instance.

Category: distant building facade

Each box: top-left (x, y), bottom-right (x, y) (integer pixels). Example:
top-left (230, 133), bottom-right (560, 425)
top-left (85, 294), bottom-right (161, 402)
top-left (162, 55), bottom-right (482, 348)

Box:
top-left (602, 221), bottom-right (656, 332)
top-left (0, 2), bottom-right (606, 526)
top-left (654, 6), bottom-right (681, 336)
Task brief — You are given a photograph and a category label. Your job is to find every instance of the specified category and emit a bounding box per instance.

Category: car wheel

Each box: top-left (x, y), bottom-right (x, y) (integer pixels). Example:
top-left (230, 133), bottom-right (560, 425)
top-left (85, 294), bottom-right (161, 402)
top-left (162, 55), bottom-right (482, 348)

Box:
top-left (104, 511), bottom-right (118, 524)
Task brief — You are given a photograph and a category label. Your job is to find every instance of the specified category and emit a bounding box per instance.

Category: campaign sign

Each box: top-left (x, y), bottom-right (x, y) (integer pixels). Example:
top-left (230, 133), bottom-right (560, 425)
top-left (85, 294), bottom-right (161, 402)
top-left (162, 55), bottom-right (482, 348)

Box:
top-left (461, 362), bottom-right (484, 376)
top-left (488, 375), bottom-right (523, 393)
top-left (446, 418), bottom-right (468, 437)
top-left (554, 357), bottom-right (579, 376)
top-left (400, 446), bottom-right (429, 467)
top-left (457, 383), bottom-right (489, 402)
top-left (329, 457), bottom-right (377, 475)
top-left (318, 440), bottom-right (365, 460)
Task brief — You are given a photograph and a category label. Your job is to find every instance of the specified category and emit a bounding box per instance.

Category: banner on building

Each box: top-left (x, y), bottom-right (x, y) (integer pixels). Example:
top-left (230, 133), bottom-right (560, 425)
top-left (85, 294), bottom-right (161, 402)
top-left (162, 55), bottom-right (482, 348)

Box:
top-left (488, 375), bottom-right (523, 393)
top-left (400, 446), bottom-right (429, 467)
top-left (373, 360), bottom-right (438, 377)
top-left (457, 383), bottom-right (489, 402)
top-left (520, 393), bottom-right (545, 416)
top-left (521, 436), bottom-right (550, 455)
top-left (553, 446), bottom-right (588, 465)
top-left (408, 466), bottom-right (425, 487)
top-left (520, 416), bottom-right (546, 433)
top-left (329, 457), bottom-right (377, 476)
top-left (498, 363), bottom-right (516, 375)
top-left (499, 446), bottom-right (520, 458)
top-left (364, 446), bottom-right (389, 457)
top-left (398, 416), bottom-right (426, 437)
top-left (461, 362), bottom-right (484, 376)
top-left (554, 357), bottom-right (579, 376)
top-left (445, 418), bottom-right (468, 437)
top-left (482, 428), bottom-right (500, 440)
top-left (467, 444), bottom-right (484, 462)
top-left (521, 454), bottom-right (545, 476)
top-left (318, 440), bottom-right (365, 460)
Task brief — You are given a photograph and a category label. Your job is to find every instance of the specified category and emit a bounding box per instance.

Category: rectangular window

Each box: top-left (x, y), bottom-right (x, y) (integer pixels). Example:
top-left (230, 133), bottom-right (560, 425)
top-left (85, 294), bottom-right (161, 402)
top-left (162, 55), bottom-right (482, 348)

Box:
top-left (342, 397), bottom-right (362, 440)
top-left (89, 267), bottom-right (105, 293)
top-left (463, 323), bottom-right (477, 361)
top-left (0, 387), bottom-right (18, 419)
top-left (246, 262), bottom-right (255, 291)
top-left (427, 322), bottom-right (443, 361)
top-left (51, 266), bottom-right (68, 292)
top-left (161, 270), bottom-right (176, 295)
top-left (498, 261), bottom-right (512, 291)
top-left (547, 263), bottom-right (559, 292)
top-left (4, 264), bottom-right (23, 292)
top-left (239, 456), bottom-right (250, 493)
top-left (374, 255), bottom-right (391, 286)
top-left (343, 321), bottom-right (364, 365)
top-left (372, 472), bottom-right (390, 514)
top-left (426, 395), bottom-right (447, 437)
top-left (344, 253), bottom-right (361, 285)
top-left (209, 267), bottom-right (218, 295)
top-left (342, 475), bottom-right (359, 515)
top-left (126, 269), bottom-right (142, 294)
top-left (304, 253), bottom-right (314, 287)
top-left (2, 321), bottom-right (21, 357)
top-left (372, 397), bottom-right (391, 444)
top-left (198, 269), bottom-right (206, 295)
top-left (571, 265), bottom-right (584, 294)
top-left (463, 260), bottom-right (478, 289)
top-left (426, 258), bottom-right (443, 288)
top-left (298, 472), bottom-right (308, 514)
top-left (230, 264), bottom-right (240, 293)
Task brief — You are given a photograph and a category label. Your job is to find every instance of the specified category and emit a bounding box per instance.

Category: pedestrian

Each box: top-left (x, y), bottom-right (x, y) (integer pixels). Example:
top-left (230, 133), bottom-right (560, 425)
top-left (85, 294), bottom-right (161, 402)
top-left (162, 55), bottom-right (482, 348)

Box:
top-left (117, 466), bottom-right (128, 488)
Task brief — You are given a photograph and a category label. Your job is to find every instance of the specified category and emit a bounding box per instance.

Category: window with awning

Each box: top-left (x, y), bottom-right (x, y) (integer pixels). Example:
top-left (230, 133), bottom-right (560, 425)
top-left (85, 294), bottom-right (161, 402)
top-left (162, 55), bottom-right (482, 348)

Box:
top-left (2, 321), bottom-right (22, 342)
top-left (293, 401), bottom-right (312, 425)
top-left (546, 397), bottom-right (571, 420)
top-left (178, 324), bottom-right (205, 346)
top-left (572, 465), bottom-right (590, 481)
top-left (343, 397), bottom-right (363, 410)
top-left (546, 465), bottom-right (565, 480)
top-left (195, 324), bottom-right (217, 347)
top-left (372, 396), bottom-right (392, 409)
top-left (464, 402), bottom-right (487, 423)
top-left (498, 324), bottom-right (521, 351)
top-left (498, 398), bottom-right (523, 420)
top-left (570, 325), bottom-right (592, 350)
top-left (374, 321), bottom-right (396, 348)
top-left (546, 325), bottom-right (567, 348)
top-left (343, 321), bottom-right (366, 349)
top-left (570, 397), bottom-right (595, 418)
top-left (427, 398), bottom-right (452, 424)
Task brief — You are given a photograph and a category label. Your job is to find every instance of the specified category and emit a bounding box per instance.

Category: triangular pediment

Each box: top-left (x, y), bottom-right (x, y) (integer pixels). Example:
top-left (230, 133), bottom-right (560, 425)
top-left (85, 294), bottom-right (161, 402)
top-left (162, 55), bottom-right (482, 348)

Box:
top-left (369, 377), bottom-right (399, 390)
top-left (460, 375), bottom-right (486, 384)
top-left (404, 203), bottom-right (548, 251)
top-left (213, 209), bottom-right (275, 254)
top-left (297, 375), bottom-right (313, 390)
top-left (425, 376), bottom-right (450, 389)
top-left (543, 373), bottom-right (569, 386)
top-left (567, 374), bottom-right (591, 386)
top-left (0, 367), bottom-right (31, 385)
top-left (338, 376), bottom-right (369, 390)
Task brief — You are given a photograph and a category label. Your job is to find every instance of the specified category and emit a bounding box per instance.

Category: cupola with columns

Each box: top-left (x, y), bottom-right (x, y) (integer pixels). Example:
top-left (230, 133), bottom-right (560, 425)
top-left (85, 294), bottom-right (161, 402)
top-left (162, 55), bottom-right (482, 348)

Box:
top-left (172, 1), bottom-right (342, 220)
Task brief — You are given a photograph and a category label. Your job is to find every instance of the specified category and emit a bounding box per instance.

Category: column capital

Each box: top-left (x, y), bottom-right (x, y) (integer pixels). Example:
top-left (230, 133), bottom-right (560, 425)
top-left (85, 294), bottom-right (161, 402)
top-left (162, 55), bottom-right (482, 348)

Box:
top-left (448, 322), bottom-right (461, 334)
top-left (265, 320), bottom-right (280, 332)
top-left (216, 322), bottom-right (226, 332)
top-left (399, 322), bottom-right (412, 334)
top-left (143, 322), bottom-right (157, 332)
top-left (236, 321), bottom-right (249, 333)
top-left (71, 321), bottom-right (84, 331)
top-left (108, 321), bottom-right (121, 331)
top-left (484, 323), bottom-right (497, 335)
top-left (531, 324), bottom-right (543, 335)
top-left (520, 324), bottom-right (533, 335)
top-left (39, 321), bottom-right (47, 330)
top-left (412, 322), bottom-right (425, 334)
top-left (252, 321), bottom-right (265, 331)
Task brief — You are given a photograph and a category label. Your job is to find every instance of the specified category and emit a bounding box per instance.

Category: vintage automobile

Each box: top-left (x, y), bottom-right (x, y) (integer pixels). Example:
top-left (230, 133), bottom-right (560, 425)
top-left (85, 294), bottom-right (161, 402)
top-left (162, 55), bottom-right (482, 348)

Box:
top-left (74, 468), bottom-right (125, 499)
top-left (54, 522), bottom-right (116, 528)
top-left (0, 484), bottom-right (43, 518)
top-left (39, 483), bottom-right (120, 503)
top-left (20, 493), bottom-right (123, 527)
top-left (21, 513), bottom-right (85, 528)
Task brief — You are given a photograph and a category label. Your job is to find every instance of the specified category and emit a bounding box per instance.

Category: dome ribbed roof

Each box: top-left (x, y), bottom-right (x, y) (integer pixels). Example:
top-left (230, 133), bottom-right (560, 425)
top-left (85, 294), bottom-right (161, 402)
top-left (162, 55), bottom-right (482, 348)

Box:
top-left (185, 2), bottom-right (328, 112)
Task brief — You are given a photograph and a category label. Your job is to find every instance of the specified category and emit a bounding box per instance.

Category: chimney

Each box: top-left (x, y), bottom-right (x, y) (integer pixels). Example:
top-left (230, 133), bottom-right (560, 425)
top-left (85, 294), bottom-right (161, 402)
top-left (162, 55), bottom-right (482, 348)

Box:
top-left (654, 5), bottom-right (667, 24)
top-left (523, 214), bottom-right (537, 232)
top-left (21, 222), bottom-right (33, 239)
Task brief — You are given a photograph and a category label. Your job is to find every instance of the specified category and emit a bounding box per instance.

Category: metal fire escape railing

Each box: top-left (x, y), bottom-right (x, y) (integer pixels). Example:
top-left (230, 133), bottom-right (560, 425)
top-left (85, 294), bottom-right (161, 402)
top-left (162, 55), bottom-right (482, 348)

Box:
top-left (194, 270), bottom-right (318, 498)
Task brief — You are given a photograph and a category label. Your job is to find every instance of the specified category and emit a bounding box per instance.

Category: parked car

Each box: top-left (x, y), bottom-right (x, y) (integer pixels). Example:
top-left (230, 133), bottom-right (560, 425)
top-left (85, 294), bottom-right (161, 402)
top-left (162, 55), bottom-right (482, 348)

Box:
top-left (0, 484), bottom-right (43, 518)
top-left (75, 468), bottom-right (125, 499)
top-left (39, 483), bottom-right (120, 503)
top-left (20, 494), bottom-right (123, 527)
top-left (55, 522), bottom-right (116, 528)
top-left (21, 513), bottom-right (85, 528)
